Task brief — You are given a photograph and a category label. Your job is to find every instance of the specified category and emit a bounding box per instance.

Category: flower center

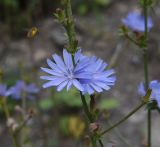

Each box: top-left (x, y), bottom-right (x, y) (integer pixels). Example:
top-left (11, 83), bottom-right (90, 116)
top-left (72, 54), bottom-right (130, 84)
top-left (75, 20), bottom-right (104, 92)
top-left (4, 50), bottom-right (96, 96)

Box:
top-left (68, 73), bottom-right (74, 80)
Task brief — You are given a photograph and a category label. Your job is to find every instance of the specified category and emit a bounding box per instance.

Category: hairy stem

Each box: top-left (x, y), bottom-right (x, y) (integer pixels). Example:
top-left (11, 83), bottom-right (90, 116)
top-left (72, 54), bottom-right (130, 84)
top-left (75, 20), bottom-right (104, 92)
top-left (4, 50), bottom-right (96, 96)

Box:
top-left (64, 0), bottom-right (77, 53)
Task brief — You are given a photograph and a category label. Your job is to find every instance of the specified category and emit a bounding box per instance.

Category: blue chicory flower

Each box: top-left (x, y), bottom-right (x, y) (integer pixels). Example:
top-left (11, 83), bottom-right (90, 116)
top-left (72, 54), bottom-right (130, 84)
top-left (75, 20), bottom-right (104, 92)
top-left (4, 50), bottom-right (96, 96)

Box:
top-left (40, 49), bottom-right (116, 94)
top-left (122, 11), bottom-right (153, 32)
top-left (10, 80), bottom-right (39, 99)
top-left (138, 80), bottom-right (160, 108)
top-left (40, 49), bottom-right (91, 92)
top-left (80, 56), bottom-right (116, 95)
top-left (0, 84), bottom-right (11, 97)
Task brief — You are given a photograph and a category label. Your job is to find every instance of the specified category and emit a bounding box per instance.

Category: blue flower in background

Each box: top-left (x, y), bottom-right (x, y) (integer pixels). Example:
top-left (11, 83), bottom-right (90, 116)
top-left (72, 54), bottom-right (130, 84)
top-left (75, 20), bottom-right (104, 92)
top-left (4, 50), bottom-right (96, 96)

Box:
top-left (138, 80), bottom-right (160, 108)
top-left (41, 49), bottom-right (116, 94)
top-left (122, 11), bottom-right (153, 32)
top-left (10, 80), bottom-right (39, 99)
top-left (0, 84), bottom-right (11, 97)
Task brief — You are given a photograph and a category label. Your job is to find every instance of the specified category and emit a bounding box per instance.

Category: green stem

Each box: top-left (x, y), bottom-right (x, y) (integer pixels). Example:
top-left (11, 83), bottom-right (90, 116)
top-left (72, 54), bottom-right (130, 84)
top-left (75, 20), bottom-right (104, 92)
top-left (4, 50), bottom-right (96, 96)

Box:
top-left (64, 0), bottom-right (77, 53)
top-left (80, 92), bottom-right (104, 147)
top-left (98, 140), bottom-right (104, 147)
top-left (107, 120), bottom-right (131, 147)
top-left (148, 109), bottom-right (151, 147)
top-left (143, 1), bottom-right (151, 146)
top-left (125, 34), bottom-right (140, 46)
top-left (80, 92), bottom-right (94, 122)
top-left (100, 102), bottom-right (145, 136)
top-left (2, 98), bottom-right (20, 147)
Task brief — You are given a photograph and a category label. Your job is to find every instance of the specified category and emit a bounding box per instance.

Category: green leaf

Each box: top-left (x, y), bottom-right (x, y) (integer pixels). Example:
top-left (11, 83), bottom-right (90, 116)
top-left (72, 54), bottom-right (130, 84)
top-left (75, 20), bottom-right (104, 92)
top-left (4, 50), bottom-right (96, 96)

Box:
top-left (54, 88), bottom-right (89, 107)
top-left (95, 0), bottom-right (111, 5)
top-left (98, 99), bottom-right (119, 110)
top-left (39, 98), bottom-right (54, 110)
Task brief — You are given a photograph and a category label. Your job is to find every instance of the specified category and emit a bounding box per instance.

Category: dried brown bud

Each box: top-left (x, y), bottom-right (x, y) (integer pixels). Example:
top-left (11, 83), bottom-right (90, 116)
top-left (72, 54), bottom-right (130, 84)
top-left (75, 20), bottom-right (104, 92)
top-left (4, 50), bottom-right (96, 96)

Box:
top-left (89, 122), bottom-right (100, 133)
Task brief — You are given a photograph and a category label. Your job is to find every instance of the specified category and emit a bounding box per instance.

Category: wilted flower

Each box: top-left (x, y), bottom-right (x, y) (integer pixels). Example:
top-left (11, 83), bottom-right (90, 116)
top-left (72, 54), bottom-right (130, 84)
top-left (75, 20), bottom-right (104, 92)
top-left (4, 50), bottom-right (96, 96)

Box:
top-left (40, 49), bottom-right (116, 94)
top-left (122, 11), bottom-right (153, 32)
top-left (138, 80), bottom-right (160, 108)
top-left (0, 84), bottom-right (11, 97)
top-left (10, 80), bottom-right (39, 99)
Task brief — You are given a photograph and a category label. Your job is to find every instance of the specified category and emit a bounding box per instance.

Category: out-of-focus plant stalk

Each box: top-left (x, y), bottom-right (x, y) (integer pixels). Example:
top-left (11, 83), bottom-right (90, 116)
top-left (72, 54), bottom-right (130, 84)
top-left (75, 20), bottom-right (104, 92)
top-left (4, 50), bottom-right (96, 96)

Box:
top-left (2, 97), bottom-right (20, 147)
top-left (143, 0), bottom-right (151, 146)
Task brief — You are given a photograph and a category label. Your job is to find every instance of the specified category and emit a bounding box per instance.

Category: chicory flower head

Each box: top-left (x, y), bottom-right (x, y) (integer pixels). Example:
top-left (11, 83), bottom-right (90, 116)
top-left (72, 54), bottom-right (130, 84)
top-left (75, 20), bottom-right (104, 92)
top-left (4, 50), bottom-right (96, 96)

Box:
top-left (0, 84), bottom-right (11, 97)
top-left (80, 56), bottom-right (116, 95)
top-left (40, 49), bottom-right (116, 94)
top-left (122, 11), bottom-right (153, 32)
top-left (10, 80), bottom-right (39, 99)
top-left (138, 80), bottom-right (160, 108)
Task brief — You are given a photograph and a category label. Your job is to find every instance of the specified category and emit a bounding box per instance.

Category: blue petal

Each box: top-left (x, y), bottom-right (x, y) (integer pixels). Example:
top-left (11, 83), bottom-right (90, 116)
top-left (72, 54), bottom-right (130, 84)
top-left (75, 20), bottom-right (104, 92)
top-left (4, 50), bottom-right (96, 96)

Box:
top-left (47, 59), bottom-right (63, 73)
top-left (99, 62), bottom-right (107, 71)
top-left (57, 81), bottom-right (68, 91)
top-left (63, 49), bottom-right (73, 70)
top-left (74, 49), bottom-right (82, 64)
top-left (86, 85), bottom-right (94, 95)
top-left (52, 54), bottom-right (67, 73)
top-left (72, 79), bottom-right (84, 91)
top-left (75, 72), bottom-right (91, 79)
top-left (95, 82), bottom-right (110, 90)
top-left (104, 77), bottom-right (116, 82)
top-left (67, 81), bottom-right (73, 91)
top-left (41, 67), bottom-right (64, 76)
top-left (90, 84), bottom-right (103, 92)
top-left (149, 80), bottom-right (159, 89)
top-left (104, 69), bottom-right (115, 77)
top-left (40, 76), bottom-right (56, 80)
top-left (43, 78), bottom-right (67, 88)
top-left (74, 58), bottom-right (90, 73)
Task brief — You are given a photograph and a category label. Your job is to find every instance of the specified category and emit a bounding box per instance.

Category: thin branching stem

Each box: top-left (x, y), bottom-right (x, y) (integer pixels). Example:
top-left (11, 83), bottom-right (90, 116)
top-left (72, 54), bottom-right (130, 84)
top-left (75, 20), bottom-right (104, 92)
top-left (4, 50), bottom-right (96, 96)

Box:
top-left (100, 102), bottom-right (145, 136)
